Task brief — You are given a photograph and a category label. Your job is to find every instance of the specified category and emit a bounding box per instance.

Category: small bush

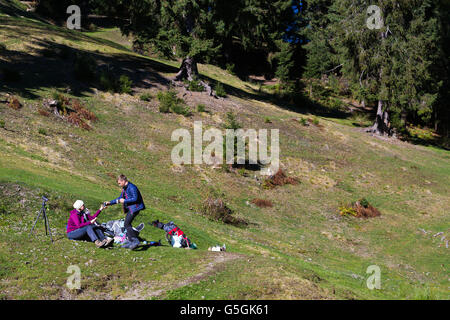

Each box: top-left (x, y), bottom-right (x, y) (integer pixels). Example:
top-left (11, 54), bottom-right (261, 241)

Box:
top-left (339, 198), bottom-right (381, 218)
top-left (74, 54), bottom-right (97, 82)
top-left (71, 99), bottom-right (98, 122)
top-left (38, 128), bottom-right (47, 136)
top-left (8, 97), bottom-right (22, 110)
top-left (140, 93), bottom-right (152, 102)
top-left (215, 82), bottom-right (227, 98)
top-left (264, 117), bottom-right (272, 124)
top-left (251, 198), bottom-right (273, 208)
top-left (186, 79), bottom-right (204, 92)
top-left (226, 63), bottom-right (235, 75)
top-left (67, 112), bottom-right (91, 130)
top-left (99, 71), bottom-right (116, 92)
top-left (100, 71), bottom-right (133, 94)
top-left (170, 103), bottom-right (191, 116)
top-left (88, 23), bottom-right (98, 31)
top-left (224, 112), bottom-right (241, 130)
top-left (338, 205), bottom-right (358, 217)
top-left (0, 120), bottom-right (5, 128)
top-left (201, 197), bottom-right (248, 227)
top-left (38, 109), bottom-right (50, 117)
top-left (196, 104), bottom-right (206, 113)
top-left (299, 117), bottom-right (308, 126)
top-left (118, 75), bottom-right (133, 94)
top-left (157, 90), bottom-right (188, 115)
top-left (262, 169), bottom-right (299, 189)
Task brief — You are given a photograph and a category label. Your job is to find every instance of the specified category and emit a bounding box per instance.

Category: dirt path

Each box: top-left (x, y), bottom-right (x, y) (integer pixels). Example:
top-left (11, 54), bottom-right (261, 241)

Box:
top-left (121, 251), bottom-right (243, 300)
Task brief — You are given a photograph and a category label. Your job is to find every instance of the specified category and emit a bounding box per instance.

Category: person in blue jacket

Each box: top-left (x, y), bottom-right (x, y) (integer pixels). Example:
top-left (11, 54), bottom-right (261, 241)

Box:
top-left (105, 174), bottom-right (145, 249)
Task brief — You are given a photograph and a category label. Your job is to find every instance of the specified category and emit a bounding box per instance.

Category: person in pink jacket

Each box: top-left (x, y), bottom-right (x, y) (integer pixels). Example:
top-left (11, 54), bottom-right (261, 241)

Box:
top-left (66, 200), bottom-right (113, 248)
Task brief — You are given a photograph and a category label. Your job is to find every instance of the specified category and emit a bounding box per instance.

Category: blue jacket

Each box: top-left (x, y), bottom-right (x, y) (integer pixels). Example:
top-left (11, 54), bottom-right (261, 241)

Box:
top-left (110, 182), bottom-right (145, 214)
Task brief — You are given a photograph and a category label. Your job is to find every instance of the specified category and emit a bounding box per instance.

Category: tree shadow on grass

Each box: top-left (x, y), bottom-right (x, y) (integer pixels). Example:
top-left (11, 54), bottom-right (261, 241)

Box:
top-left (0, 38), bottom-right (178, 100)
top-left (197, 73), bottom-right (352, 121)
top-left (0, 2), bottom-right (48, 23)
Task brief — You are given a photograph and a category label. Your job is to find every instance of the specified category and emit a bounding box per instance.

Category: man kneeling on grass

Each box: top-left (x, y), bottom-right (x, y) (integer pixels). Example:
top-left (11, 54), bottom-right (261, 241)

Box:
top-left (105, 174), bottom-right (145, 250)
top-left (66, 200), bottom-right (113, 248)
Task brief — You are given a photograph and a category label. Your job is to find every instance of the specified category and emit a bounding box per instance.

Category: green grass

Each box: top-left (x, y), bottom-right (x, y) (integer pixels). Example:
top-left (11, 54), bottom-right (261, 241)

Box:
top-left (0, 3), bottom-right (449, 300)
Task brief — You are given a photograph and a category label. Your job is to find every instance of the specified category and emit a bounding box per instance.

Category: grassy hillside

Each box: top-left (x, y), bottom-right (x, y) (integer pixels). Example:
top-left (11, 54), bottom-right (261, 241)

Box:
top-left (0, 3), bottom-right (449, 300)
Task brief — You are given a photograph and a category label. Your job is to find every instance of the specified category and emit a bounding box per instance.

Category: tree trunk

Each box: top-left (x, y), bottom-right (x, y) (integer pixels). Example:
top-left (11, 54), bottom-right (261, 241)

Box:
top-left (173, 56), bottom-right (218, 98)
top-left (174, 56), bottom-right (198, 82)
top-left (367, 99), bottom-right (391, 135)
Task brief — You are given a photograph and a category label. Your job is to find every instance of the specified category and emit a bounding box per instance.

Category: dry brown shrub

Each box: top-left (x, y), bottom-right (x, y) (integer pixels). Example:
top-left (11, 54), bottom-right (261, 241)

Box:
top-left (8, 97), bottom-right (22, 110)
top-left (67, 112), bottom-right (91, 130)
top-left (263, 169), bottom-right (299, 189)
top-left (201, 197), bottom-right (248, 227)
top-left (251, 198), bottom-right (273, 208)
top-left (354, 202), bottom-right (381, 218)
top-left (38, 109), bottom-right (50, 117)
top-left (71, 99), bottom-right (98, 122)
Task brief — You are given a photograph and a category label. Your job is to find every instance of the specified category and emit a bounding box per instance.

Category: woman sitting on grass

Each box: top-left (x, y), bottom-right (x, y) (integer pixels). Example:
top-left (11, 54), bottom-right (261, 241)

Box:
top-left (66, 200), bottom-right (113, 248)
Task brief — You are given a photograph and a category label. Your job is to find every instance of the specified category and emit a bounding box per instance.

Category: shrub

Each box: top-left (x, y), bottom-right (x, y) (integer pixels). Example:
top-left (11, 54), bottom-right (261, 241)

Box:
top-left (99, 71), bottom-right (116, 92)
top-left (88, 23), bottom-right (98, 31)
top-left (186, 79), bottom-right (204, 92)
top-left (100, 71), bottom-right (133, 94)
top-left (215, 82), bottom-right (227, 98)
top-left (339, 199), bottom-right (381, 218)
top-left (224, 112), bottom-right (241, 130)
top-left (38, 109), bottom-right (50, 117)
top-left (171, 103), bottom-right (191, 116)
top-left (251, 198), bottom-right (273, 208)
top-left (38, 128), bottom-right (47, 136)
top-left (8, 97), bottom-right (22, 110)
top-left (226, 63), bottom-right (235, 75)
top-left (74, 54), bottom-right (97, 82)
top-left (299, 117), bottom-right (308, 126)
top-left (67, 112), bottom-right (91, 130)
top-left (264, 117), bottom-right (272, 124)
top-left (238, 167), bottom-right (247, 177)
top-left (50, 91), bottom-right (71, 115)
top-left (118, 75), bottom-right (133, 94)
top-left (262, 169), bottom-right (299, 189)
top-left (328, 97), bottom-right (343, 110)
top-left (0, 120), bottom-right (5, 128)
top-left (197, 104), bottom-right (206, 113)
top-left (338, 205), bottom-right (358, 217)
top-left (311, 81), bottom-right (329, 100)
top-left (201, 196), bottom-right (248, 227)
top-left (157, 90), bottom-right (188, 115)
top-left (71, 99), bottom-right (98, 122)
top-left (140, 93), bottom-right (152, 102)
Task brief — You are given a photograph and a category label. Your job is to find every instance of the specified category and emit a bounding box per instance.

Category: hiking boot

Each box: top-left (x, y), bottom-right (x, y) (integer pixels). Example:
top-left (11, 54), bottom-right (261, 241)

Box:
top-left (135, 223), bottom-right (145, 232)
top-left (95, 239), bottom-right (107, 248)
top-left (121, 240), bottom-right (132, 248)
top-left (126, 238), bottom-right (140, 250)
top-left (104, 237), bottom-right (114, 248)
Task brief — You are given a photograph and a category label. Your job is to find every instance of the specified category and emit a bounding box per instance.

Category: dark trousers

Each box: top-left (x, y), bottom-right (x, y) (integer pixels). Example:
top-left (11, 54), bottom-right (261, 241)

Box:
top-left (67, 225), bottom-right (106, 242)
top-left (125, 210), bottom-right (140, 240)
